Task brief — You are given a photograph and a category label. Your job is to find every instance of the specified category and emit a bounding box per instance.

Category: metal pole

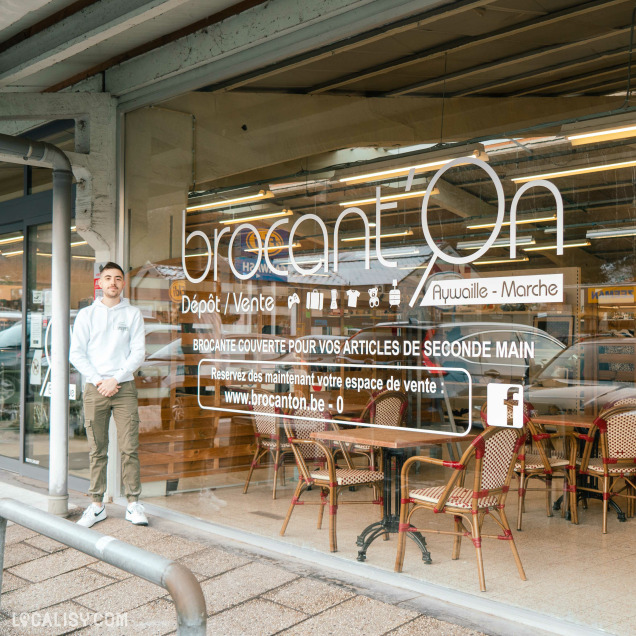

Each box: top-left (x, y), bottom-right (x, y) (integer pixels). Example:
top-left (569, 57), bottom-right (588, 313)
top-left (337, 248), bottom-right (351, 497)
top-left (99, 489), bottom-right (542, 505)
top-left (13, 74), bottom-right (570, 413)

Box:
top-left (50, 169), bottom-right (72, 515)
top-left (0, 516), bottom-right (6, 601)
top-left (0, 133), bottom-right (73, 516)
top-left (0, 499), bottom-right (206, 634)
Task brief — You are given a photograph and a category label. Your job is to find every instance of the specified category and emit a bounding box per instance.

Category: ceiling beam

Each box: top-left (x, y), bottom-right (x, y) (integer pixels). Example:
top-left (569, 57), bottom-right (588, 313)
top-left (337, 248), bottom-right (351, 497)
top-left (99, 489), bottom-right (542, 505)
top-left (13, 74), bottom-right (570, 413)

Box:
top-left (308, 0), bottom-right (626, 95)
top-left (196, 0), bottom-right (498, 94)
top-left (0, 0), bottom-right (193, 88)
top-left (108, 0), bottom-right (487, 109)
top-left (450, 45), bottom-right (630, 98)
top-left (385, 24), bottom-right (632, 97)
top-left (560, 77), bottom-right (627, 97)
top-left (510, 62), bottom-right (629, 97)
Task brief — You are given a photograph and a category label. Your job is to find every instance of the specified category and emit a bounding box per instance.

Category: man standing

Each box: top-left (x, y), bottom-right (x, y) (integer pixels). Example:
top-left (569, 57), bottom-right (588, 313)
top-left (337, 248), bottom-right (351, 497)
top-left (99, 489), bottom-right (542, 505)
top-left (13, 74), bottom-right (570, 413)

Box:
top-left (70, 262), bottom-right (148, 527)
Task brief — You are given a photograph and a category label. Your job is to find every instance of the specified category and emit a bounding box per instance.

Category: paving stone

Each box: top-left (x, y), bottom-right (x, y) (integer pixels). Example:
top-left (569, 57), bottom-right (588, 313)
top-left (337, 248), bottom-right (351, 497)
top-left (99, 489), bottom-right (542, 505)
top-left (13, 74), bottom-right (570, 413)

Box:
top-left (200, 562), bottom-right (298, 614)
top-left (205, 599), bottom-right (305, 635)
top-left (263, 577), bottom-right (355, 615)
top-left (73, 598), bottom-right (177, 635)
top-left (280, 595), bottom-right (418, 636)
top-left (386, 616), bottom-right (486, 636)
top-left (3, 543), bottom-right (47, 568)
top-left (86, 516), bottom-right (167, 547)
top-left (1, 571), bottom-right (29, 593)
top-left (143, 535), bottom-right (207, 560)
top-left (24, 535), bottom-right (66, 553)
top-left (8, 549), bottom-right (97, 582)
top-left (75, 577), bottom-right (167, 615)
top-left (4, 525), bottom-right (38, 545)
top-left (178, 547), bottom-right (250, 578)
top-left (2, 569), bottom-right (113, 614)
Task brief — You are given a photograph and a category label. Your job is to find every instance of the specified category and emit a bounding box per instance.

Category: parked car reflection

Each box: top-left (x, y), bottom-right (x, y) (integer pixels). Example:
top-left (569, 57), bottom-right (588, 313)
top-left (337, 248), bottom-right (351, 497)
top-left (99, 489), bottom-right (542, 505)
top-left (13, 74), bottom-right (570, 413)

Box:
top-left (527, 337), bottom-right (636, 414)
top-left (338, 321), bottom-right (565, 426)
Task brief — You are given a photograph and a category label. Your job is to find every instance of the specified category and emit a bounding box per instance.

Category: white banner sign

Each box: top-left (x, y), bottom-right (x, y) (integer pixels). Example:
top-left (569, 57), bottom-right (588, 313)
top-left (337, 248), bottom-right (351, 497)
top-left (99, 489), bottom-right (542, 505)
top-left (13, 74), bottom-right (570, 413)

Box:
top-left (420, 273), bottom-right (563, 307)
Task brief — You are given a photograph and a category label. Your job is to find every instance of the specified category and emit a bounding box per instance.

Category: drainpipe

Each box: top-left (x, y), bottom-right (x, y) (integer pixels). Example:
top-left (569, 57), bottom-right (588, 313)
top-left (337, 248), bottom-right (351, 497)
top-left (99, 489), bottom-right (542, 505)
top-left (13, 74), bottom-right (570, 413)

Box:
top-left (0, 133), bottom-right (72, 516)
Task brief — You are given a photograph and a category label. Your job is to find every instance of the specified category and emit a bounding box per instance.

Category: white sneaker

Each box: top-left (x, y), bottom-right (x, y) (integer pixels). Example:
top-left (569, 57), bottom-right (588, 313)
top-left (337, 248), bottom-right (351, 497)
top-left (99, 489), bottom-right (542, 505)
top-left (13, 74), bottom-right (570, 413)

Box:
top-left (77, 503), bottom-right (107, 528)
top-left (125, 502), bottom-right (148, 526)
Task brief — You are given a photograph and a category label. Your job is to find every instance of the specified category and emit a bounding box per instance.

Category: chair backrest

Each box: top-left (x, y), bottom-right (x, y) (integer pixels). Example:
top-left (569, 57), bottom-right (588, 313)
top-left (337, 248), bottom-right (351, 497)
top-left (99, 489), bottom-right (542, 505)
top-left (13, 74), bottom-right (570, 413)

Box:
top-left (434, 426), bottom-right (523, 513)
top-left (594, 400), bottom-right (636, 461)
top-left (477, 427), bottom-right (524, 492)
top-left (360, 390), bottom-right (408, 427)
top-left (249, 389), bottom-right (279, 437)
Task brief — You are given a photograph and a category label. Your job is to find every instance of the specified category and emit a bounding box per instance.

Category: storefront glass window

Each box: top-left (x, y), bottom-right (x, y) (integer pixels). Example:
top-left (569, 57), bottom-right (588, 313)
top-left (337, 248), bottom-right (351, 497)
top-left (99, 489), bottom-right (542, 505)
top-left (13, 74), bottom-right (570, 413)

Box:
top-left (125, 96), bottom-right (636, 628)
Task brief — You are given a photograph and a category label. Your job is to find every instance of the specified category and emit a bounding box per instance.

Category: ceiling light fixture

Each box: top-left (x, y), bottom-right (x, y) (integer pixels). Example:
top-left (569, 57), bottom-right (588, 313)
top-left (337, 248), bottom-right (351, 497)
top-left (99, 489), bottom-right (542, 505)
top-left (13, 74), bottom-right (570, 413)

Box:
top-left (457, 235), bottom-right (535, 250)
top-left (245, 243), bottom-right (301, 253)
top-left (2, 250), bottom-right (23, 257)
top-left (220, 209), bottom-right (293, 225)
top-left (523, 240), bottom-right (590, 251)
top-left (338, 145), bottom-right (487, 183)
top-left (473, 256), bottom-right (530, 265)
top-left (339, 189), bottom-right (438, 207)
top-left (511, 160), bottom-right (636, 183)
top-left (187, 190), bottom-right (274, 211)
top-left (562, 114), bottom-right (636, 146)
top-left (71, 240), bottom-right (87, 247)
top-left (183, 252), bottom-right (213, 258)
top-left (341, 230), bottom-right (413, 242)
top-left (0, 236), bottom-right (23, 245)
top-left (586, 227), bottom-right (636, 239)
top-left (568, 124), bottom-right (636, 146)
top-left (467, 215), bottom-right (557, 230)
top-left (283, 246), bottom-right (421, 267)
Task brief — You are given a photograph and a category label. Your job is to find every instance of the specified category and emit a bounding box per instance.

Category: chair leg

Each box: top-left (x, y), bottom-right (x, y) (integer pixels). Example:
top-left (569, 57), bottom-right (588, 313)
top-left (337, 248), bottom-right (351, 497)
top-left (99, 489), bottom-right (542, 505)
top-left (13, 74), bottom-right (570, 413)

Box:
top-left (280, 479), bottom-right (304, 536)
top-left (328, 486), bottom-right (338, 552)
top-left (545, 476), bottom-right (553, 518)
top-left (243, 445), bottom-right (263, 495)
top-left (517, 472), bottom-right (526, 531)
top-left (317, 489), bottom-right (326, 529)
top-left (452, 515), bottom-right (463, 560)
top-left (500, 508), bottom-right (526, 582)
top-left (560, 474), bottom-right (569, 518)
top-left (568, 465), bottom-right (579, 525)
top-left (394, 503), bottom-right (409, 573)
top-left (470, 516), bottom-right (487, 592)
top-left (272, 447), bottom-right (281, 500)
top-left (602, 475), bottom-right (610, 534)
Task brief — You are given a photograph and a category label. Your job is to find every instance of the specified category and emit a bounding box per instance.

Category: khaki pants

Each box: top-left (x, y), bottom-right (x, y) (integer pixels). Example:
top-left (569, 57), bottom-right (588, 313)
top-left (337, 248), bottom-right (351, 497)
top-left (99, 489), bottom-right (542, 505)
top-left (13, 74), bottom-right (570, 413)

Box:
top-left (83, 381), bottom-right (141, 503)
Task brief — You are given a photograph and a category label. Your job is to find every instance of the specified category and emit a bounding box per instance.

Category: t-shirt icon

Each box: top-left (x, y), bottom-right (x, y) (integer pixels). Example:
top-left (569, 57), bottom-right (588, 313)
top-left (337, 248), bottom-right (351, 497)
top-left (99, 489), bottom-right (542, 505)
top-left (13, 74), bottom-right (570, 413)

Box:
top-left (346, 289), bottom-right (360, 307)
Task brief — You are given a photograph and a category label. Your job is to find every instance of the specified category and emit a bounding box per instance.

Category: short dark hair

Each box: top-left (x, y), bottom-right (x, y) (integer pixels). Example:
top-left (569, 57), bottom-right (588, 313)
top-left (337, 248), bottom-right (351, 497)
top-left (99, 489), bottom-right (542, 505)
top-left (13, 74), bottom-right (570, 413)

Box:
top-left (100, 262), bottom-right (125, 276)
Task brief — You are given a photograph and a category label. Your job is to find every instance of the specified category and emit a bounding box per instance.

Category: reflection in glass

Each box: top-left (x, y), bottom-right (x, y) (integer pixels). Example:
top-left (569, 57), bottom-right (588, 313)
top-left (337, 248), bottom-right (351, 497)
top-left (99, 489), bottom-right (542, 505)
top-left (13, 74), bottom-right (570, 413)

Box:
top-left (0, 230), bottom-right (23, 461)
top-left (23, 223), bottom-right (95, 477)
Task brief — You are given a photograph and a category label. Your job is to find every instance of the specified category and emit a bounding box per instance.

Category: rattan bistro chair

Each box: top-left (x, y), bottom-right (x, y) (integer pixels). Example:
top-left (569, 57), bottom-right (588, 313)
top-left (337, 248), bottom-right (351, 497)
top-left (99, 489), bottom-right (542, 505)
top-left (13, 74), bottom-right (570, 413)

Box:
top-left (395, 427), bottom-right (526, 592)
top-left (339, 390), bottom-right (409, 469)
top-left (481, 401), bottom-right (571, 530)
top-left (243, 389), bottom-right (294, 500)
top-left (572, 398), bottom-right (636, 532)
top-left (280, 407), bottom-right (384, 552)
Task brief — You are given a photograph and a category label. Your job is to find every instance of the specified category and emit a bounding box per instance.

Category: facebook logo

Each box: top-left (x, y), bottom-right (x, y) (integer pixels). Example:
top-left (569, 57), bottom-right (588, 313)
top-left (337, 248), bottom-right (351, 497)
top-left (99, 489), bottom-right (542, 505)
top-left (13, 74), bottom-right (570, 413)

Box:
top-left (487, 384), bottom-right (524, 428)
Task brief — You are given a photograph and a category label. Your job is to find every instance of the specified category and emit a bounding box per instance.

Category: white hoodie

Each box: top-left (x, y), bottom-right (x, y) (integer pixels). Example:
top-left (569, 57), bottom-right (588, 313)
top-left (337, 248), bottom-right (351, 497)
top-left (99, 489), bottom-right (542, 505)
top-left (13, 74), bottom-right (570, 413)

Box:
top-left (70, 297), bottom-right (145, 386)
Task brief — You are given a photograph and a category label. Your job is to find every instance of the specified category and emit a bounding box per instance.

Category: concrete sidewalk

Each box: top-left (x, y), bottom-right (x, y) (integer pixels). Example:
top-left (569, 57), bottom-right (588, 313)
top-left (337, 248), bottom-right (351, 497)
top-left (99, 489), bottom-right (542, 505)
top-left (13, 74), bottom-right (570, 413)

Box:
top-left (0, 479), bottom-right (489, 636)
